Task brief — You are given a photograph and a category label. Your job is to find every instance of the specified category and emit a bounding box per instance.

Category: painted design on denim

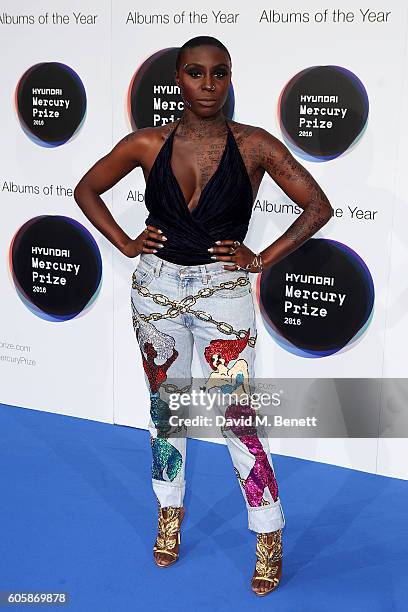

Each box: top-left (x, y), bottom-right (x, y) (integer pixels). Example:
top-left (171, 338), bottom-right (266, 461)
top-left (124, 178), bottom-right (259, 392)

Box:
top-left (131, 282), bottom-right (280, 513)
top-left (150, 434), bottom-right (183, 482)
top-left (132, 305), bottom-right (183, 482)
top-left (149, 393), bottom-right (182, 482)
top-left (135, 319), bottom-right (178, 393)
top-left (226, 403), bottom-right (279, 505)
top-left (204, 329), bottom-right (250, 371)
top-left (150, 391), bottom-right (173, 437)
top-left (220, 371), bottom-right (244, 393)
top-left (202, 329), bottom-right (252, 397)
top-left (200, 329), bottom-right (277, 505)
top-left (149, 389), bottom-right (183, 483)
top-left (233, 467), bottom-right (271, 506)
top-left (131, 284), bottom-right (257, 349)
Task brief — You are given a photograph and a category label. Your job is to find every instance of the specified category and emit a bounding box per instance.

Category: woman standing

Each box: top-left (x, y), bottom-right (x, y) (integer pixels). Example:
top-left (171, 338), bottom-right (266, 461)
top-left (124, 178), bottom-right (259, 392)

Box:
top-left (74, 35), bottom-right (333, 596)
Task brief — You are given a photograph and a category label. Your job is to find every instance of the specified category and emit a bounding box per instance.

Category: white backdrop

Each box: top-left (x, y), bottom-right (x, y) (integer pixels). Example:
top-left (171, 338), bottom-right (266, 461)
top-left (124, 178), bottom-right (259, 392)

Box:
top-left (1, 0), bottom-right (407, 478)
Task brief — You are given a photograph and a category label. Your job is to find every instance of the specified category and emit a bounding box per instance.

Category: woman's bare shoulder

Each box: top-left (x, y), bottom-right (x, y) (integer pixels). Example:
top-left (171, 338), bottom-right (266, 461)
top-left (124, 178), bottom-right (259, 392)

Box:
top-left (227, 118), bottom-right (281, 145)
top-left (227, 118), bottom-right (287, 162)
top-left (119, 121), bottom-right (176, 148)
top-left (113, 121), bottom-right (178, 164)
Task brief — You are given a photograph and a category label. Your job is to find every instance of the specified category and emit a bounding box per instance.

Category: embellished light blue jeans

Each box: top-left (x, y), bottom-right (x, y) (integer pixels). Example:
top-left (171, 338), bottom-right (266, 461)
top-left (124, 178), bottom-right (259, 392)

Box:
top-left (130, 252), bottom-right (286, 534)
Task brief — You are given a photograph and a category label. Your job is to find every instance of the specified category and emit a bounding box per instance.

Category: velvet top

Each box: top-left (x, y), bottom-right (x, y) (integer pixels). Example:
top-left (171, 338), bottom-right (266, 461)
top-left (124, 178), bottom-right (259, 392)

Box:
top-left (144, 118), bottom-right (254, 265)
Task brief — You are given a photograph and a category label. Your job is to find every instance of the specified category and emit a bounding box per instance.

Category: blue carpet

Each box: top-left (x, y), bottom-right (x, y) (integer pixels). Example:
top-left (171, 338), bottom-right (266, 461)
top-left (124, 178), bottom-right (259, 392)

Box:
top-left (0, 402), bottom-right (406, 611)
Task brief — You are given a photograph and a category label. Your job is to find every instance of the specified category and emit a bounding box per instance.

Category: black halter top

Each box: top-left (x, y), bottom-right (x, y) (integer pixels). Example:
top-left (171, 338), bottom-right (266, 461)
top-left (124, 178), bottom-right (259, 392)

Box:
top-left (144, 118), bottom-right (254, 265)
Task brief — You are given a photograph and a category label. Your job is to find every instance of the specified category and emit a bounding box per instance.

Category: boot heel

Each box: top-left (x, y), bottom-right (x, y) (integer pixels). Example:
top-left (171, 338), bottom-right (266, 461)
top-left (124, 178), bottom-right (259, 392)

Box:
top-left (251, 529), bottom-right (283, 596)
top-left (153, 504), bottom-right (184, 568)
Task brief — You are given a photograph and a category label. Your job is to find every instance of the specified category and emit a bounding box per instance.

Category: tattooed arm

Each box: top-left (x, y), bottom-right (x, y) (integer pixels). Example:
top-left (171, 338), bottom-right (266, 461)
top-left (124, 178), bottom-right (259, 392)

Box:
top-left (256, 128), bottom-right (334, 268)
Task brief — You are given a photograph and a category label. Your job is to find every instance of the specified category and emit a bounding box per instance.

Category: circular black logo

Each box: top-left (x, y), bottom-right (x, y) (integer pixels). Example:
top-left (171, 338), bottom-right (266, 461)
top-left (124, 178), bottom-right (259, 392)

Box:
top-left (279, 65), bottom-right (369, 160)
top-left (256, 238), bottom-right (374, 357)
top-left (10, 216), bottom-right (102, 321)
top-left (16, 62), bottom-right (87, 146)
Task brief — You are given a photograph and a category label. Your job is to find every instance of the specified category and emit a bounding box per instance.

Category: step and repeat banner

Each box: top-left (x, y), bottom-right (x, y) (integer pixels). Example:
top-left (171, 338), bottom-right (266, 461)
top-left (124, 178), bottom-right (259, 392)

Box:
top-left (1, 0), bottom-right (407, 478)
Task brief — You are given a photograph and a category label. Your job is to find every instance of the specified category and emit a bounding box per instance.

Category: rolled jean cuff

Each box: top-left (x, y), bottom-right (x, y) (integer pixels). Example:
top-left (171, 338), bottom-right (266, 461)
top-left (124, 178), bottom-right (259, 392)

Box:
top-left (247, 498), bottom-right (286, 533)
top-left (152, 479), bottom-right (185, 507)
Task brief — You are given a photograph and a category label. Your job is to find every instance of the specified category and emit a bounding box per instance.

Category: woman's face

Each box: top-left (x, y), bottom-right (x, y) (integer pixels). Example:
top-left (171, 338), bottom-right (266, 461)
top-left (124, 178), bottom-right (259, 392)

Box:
top-left (212, 353), bottom-right (226, 368)
top-left (175, 45), bottom-right (231, 117)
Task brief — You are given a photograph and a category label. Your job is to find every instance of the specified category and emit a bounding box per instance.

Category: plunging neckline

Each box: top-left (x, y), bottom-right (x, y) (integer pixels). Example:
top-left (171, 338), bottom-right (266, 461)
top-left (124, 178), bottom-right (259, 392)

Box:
top-left (169, 118), bottom-right (231, 216)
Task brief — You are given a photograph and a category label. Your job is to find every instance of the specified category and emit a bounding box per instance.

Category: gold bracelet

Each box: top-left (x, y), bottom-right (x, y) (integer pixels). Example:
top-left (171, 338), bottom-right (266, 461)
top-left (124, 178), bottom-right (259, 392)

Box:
top-left (254, 253), bottom-right (263, 271)
top-left (244, 253), bottom-right (263, 272)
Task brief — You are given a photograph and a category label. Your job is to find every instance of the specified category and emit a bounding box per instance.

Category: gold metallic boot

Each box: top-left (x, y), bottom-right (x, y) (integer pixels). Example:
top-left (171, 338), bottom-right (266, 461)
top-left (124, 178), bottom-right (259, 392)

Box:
top-left (251, 529), bottom-right (283, 596)
top-left (153, 502), bottom-right (185, 567)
